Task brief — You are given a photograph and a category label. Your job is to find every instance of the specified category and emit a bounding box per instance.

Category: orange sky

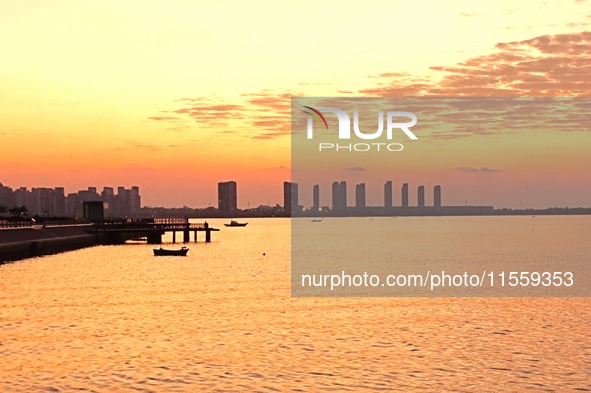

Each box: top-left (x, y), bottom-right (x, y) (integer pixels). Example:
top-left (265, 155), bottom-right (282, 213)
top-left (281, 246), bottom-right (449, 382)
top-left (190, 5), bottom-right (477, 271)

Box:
top-left (1, 1), bottom-right (590, 208)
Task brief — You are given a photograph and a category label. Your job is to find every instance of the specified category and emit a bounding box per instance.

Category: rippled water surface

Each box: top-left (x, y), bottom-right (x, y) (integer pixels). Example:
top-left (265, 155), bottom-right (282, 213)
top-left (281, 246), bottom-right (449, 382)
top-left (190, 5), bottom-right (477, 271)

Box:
top-left (1, 217), bottom-right (590, 392)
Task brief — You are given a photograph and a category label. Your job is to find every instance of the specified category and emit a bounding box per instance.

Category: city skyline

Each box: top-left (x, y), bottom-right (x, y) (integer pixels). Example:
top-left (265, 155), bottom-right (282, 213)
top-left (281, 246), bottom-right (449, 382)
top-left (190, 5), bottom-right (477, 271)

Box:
top-left (0, 183), bottom-right (140, 218)
top-left (0, 180), bottom-right (448, 214)
top-left (4, 178), bottom-right (578, 213)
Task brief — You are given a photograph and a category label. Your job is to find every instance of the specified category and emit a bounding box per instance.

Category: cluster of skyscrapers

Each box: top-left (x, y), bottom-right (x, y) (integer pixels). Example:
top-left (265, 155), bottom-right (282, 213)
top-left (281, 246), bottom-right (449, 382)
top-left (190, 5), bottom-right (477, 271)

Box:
top-left (320, 181), bottom-right (441, 212)
top-left (216, 180), bottom-right (442, 215)
top-left (2, 179), bottom-right (445, 218)
top-left (0, 183), bottom-right (140, 218)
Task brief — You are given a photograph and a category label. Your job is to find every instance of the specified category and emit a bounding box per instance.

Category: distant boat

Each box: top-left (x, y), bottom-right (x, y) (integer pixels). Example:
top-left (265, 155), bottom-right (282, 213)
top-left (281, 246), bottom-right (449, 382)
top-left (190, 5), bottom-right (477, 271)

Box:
top-left (153, 246), bottom-right (189, 256)
top-left (224, 220), bottom-right (248, 227)
top-left (311, 219), bottom-right (322, 222)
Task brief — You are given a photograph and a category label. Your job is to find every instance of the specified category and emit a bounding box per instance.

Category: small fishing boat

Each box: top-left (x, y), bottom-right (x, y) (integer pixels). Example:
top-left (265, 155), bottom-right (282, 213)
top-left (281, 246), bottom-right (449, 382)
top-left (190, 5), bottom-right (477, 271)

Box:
top-left (224, 220), bottom-right (248, 227)
top-left (153, 246), bottom-right (189, 256)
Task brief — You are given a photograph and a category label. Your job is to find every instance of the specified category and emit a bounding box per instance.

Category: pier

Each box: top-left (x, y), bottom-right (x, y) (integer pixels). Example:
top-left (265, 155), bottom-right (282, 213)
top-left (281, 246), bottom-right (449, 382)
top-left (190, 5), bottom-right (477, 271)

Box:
top-left (87, 218), bottom-right (220, 244)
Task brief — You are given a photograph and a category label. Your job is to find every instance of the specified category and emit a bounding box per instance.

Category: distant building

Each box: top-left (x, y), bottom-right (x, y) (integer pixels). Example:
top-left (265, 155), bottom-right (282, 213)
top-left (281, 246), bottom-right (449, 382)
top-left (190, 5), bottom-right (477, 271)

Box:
top-left (101, 187), bottom-right (115, 217)
top-left (0, 183), bottom-right (14, 209)
top-left (434, 185), bottom-right (442, 207)
top-left (332, 181), bottom-right (347, 211)
top-left (283, 181), bottom-right (299, 215)
top-left (0, 184), bottom-right (140, 218)
top-left (66, 193), bottom-right (82, 218)
top-left (79, 187), bottom-right (101, 203)
top-left (417, 185), bottom-right (425, 207)
top-left (218, 181), bottom-right (237, 214)
top-left (384, 181), bottom-right (393, 208)
top-left (130, 186), bottom-right (141, 214)
top-left (75, 187), bottom-right (101, 218)
top-left (83, 201), bottom-right (104, 221)
top-left (312, 184), bottom-right (320, 211)
top-left (53, 187), bottom-right (66, 216)
top-left (29, 187), bottom-right (67, 216)
top-left (112, 186), bottom-right (141, 217)
top-left (355, 183), bottom-right (366, 209)
top-left (31, 187), bottom-right (52, 216)
top-left (401, 183), bottom-right (409, 208)
top-left (14, 187), bottom-right (31, 209)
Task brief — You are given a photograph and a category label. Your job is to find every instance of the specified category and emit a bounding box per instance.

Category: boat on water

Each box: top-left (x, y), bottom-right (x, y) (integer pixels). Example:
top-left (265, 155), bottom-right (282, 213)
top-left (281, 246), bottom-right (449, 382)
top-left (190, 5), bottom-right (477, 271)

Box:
top-left (153, 246), bottom-right (189, 256)
top-left (224, 220), bottom-right (248, 227)
top-left (311, 219), bottom-right (322, 222)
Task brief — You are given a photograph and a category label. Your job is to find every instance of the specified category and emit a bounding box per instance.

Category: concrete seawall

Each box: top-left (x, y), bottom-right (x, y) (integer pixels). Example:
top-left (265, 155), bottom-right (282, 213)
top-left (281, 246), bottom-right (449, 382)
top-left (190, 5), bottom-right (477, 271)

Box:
top-left (0, 226), bottom-right (98, 264)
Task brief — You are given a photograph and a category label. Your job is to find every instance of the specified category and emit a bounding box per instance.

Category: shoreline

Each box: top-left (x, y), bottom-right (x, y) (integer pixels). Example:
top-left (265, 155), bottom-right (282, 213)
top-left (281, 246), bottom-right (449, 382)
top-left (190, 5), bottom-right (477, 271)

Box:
top-left (0, 226), bottom-right (98, 264)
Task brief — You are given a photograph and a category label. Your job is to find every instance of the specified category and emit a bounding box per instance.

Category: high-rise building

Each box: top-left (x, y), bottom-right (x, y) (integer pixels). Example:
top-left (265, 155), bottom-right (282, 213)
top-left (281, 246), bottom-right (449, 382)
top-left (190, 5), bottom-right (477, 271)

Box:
top-left (101, 187), bottom-right (115, 217)
top-left (130, 186), bottom-right (141, 214)
top-left (401, 183), bottom-right (409, 208)
top-left (355, 183), bottom-right (366, 208)
top-left (384, 181), bottom-right (392, 208)
top-left (0, 183), bottom-right (14, 209)
top-left (283, 181), bottom-right (299, 215)
top-left (332, 181), bottom-right (347, 211)
top-left (66, 192), bottom-right (82, 218)
top-left (14, 187), bottom-right (31, 210)
top-left (31, 187), bottom-right (53, 216)
top-left (116, 186), bottom-right (127, 216)
top-left (312, 184), bottom-right (320, 211)
top-left (53, 187), bottom-right (66, 216)
top-left (434, 185), bottom-right (442, 207)
top-left (332, 182), bottom-right (338, 210)
top-left (417, 185), bottom-right (425, 207)
top-left (218, 181), bottom-right (237, 214)
top-left (79, 187), bottom-right (101, 202)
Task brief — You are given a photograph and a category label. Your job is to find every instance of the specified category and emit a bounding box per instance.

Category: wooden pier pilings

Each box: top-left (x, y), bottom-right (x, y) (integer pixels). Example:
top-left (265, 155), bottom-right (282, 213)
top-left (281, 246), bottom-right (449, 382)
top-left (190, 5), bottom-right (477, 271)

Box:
top-left (88, 218), bottom-right (219, 245)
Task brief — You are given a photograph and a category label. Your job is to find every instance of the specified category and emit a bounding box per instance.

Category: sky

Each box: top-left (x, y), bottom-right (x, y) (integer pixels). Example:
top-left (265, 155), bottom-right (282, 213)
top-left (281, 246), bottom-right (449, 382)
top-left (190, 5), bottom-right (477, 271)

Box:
top-left (1, 0), bottom-right (590, 208)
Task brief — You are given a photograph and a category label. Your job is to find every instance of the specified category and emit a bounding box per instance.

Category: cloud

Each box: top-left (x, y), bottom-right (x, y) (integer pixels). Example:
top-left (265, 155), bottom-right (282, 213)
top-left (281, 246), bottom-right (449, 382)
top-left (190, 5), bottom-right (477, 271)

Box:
top-left (361, 31), bottom-right (591, 97)
top-left (368, 72), bottom-right (411, 79)
top-left (149, 97), bottom-right (247, 128)
top-left (150, 32), bottom-right (591, 142)
top-left (171, 102), bottom-right (246, 121)
top-left (148, 116), bottom-right (179, 121)
top-left (151, 89), bottom-right (299, 139)
top-left (298, 82), bottom-right (332, 86)
top-left (344, 166), bottom-right (366, 172)
top-left (455, 166), bottom-right (502, 173)
top-left (352, 32), bottom-right (591, 140)
top-left (251, 131), bottom-right (291, 140)
top-left (241, 90), bottom-right (298, 137)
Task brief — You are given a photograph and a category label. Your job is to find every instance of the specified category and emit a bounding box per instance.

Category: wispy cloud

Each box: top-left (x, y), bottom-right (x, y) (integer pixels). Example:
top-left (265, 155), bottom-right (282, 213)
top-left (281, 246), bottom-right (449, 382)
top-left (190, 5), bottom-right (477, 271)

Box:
top-left (149, 31), bottom-right (591, 142)
top-left (455, 166), bottom-right (502, 173)
top-left (344, 166), bottom-right (366, 172)
top-left (148, 116), bottom-right (180, 121)
top-left (251, 131), bottom-right (291, 140)
top-left (362, 31), bottom-right (591, 97)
